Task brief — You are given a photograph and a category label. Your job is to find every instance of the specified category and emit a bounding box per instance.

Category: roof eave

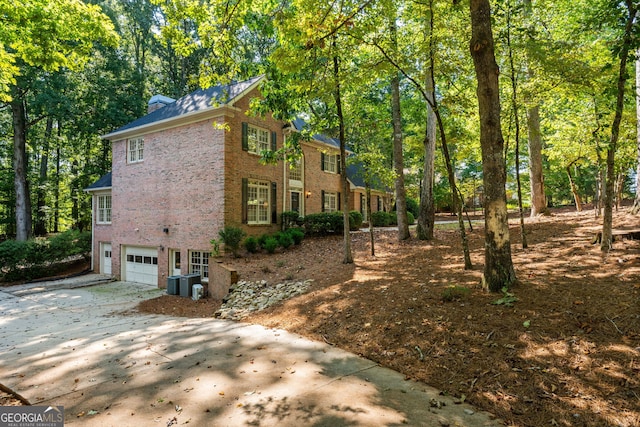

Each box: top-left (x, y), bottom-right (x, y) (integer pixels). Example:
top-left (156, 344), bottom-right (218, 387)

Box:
top-left (101, 105), bottom-right (239, 141)
top-left (84, 186), bottom-right (112, 193)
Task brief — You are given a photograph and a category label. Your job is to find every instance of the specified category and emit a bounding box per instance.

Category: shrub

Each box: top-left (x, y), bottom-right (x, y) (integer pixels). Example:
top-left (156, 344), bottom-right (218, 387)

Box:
top-left (371, 211), bottom-right (391, 227)
top-left (258, 233), bottom-right (270, 247)
top-left (0, 230), bottom-right (92, 281)
top-left (48, 229), bottom-right (91, 260)
top-left (243, 236), bottom-right (260, 253)
top-left (349, 210), bottom-right (363, 230)
top-left (285, 227), bottom-right (305, 245)
top-left (281, 211), bottom-right (301, 230)
top-left (407, 211), bottom-right (415, 225)
top-left (303, 212), bottom-right (343, 236)
top-left (389, 211), bottom-right (398, 226)
top-left (218, 226), bottom-right (246, 257)
top-left (406, 197), bottom-right (420, 218)
top-left (277, 232), bottom-right (294, 249)
top-left (263, 236), bottom-right (279, 254)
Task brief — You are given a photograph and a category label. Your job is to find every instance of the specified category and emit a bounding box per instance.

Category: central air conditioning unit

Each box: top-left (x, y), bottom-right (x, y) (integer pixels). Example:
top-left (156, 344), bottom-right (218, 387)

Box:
top-left (167, 276), bottom-right (180, 295)
top-left (192, 284), bottom-right (204, 301)
top-left (179, 274), bottom-right (200, 297)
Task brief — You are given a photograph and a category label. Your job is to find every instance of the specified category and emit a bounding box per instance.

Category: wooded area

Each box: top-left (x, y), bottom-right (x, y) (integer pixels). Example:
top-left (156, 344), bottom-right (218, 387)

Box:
top-left (1, 0), bottom-right (639, 289)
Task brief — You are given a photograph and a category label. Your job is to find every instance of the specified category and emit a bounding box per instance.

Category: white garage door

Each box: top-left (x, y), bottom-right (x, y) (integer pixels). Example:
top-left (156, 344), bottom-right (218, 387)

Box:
top-left (101, 243), bottom-right (112, 275)
top-left (123, 246), bottom-right (158, 285)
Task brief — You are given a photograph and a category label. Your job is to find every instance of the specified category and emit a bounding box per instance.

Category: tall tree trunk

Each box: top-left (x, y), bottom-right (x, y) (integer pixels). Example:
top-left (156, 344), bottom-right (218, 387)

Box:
top-left (333, 49), bottom-right (353, 264)
top-left (632, 48), bottom-right (640, 214)
top-left (527, 106), bottom-right (548, 216)
top-left (54, 142), bottom-right (61, 233)
top-left (389, 19), bottom-right (409, 241)
top-left (417, 70), bottom-right (437, 241)
top-left (615, 172), bottom-right (624, 211)
top-left (34, 117), bottom-right (53, 236)
top-left (566, 163), bottom-right (583, 212)
top-left (469, 0), bottom-right (516, 292)
top-left (11, 97), bottom-right (32, 241)
top-left (367, 186), bottom-right (375, 256)
top-left (506, 1), bottom-right (527, 249)
top-left (71, 159), bottom-right (79, 228)
top-left (601, 1), bottom-right (637, 251)
top-left (391, 71), bottom-right (410, 240)
top-left (523, 0), bottom-right (548, 217)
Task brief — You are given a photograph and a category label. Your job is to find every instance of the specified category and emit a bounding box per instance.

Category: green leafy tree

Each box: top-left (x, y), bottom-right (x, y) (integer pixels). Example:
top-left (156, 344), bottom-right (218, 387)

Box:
top-left (2, 0), bottom-right (117, 241)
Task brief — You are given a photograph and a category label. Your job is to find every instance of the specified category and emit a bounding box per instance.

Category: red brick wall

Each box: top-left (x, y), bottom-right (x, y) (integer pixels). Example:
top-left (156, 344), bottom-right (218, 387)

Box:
top-left (301, 143), bottom-right (342, 214)
top-left (109, 116), bottom-right (227, 286)
top-left (95, 86), bottom-right (355, 287)
top-left (223, 88), bottom-right (285, 236)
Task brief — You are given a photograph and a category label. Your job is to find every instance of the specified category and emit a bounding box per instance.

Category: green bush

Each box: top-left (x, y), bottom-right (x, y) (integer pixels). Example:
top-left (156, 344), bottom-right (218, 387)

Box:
top-left (406, 197), bottom-right (420, 217)
top-left (263, 236), bottom-right (279, 254)
top-left (281, 211), bottom-right (301, 230)
top-left (349, 210), bottom-right (363, 230)
top-left (243, 236), bottom-right (260, 253)
top-left (218, 226), bottom-right (246, 257)
top-left (48, 229), bottom-right (91, 259)
top-left (389, 212), bottom-right (398, 226)
top-left (303, 212), bottom-right (343, 236)
top-left (277, 232), bottom-right (294, 249)
top-left (285, 227), bottom-right (305, 245)
top-left (407, 211), bottom-right (415, 225)
top-left (371, 211), bottom-right (391, 227)
top-left (0, 230), bottom-right (92, 281)
top-left (258, 233), bottom-right (270, 247)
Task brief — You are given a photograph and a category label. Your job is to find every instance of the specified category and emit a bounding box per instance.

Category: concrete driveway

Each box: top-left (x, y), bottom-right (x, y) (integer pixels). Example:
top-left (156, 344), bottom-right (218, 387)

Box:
top-left (0, 278), bottom-right (500, 426)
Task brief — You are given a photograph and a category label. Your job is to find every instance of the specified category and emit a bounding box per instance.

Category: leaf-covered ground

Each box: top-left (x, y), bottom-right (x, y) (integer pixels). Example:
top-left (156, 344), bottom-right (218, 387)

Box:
top-left (154, 205), bottom-right (640, 427)
top-left (18, 205), bottom-right (640, 426)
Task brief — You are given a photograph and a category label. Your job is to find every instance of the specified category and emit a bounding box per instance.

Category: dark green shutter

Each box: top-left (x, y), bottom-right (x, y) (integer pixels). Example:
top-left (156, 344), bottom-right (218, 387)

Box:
top-left (242, 122), bottom-right (249, 151)
top-left (321, 153), bottom-right (325, 171)
top-left (271, 131), bottom-right (277, 151)
top-left (321, 190), bottom-right (325, 212)
top-left (338, 192), bottom-right (341, 211)
top-left (242, 178), bottom-right (248, 223)
top-left (337, 154), bottom-right (341, 174)
top-left (271, 182), bottom-right (277, 224)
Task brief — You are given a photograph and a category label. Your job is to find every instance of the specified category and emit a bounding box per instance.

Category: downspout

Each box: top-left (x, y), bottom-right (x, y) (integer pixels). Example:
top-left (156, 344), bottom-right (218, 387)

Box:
top-left (282, 128), bottom-right (287, 230)
top-left (84, 189), bottom-right (95, 272)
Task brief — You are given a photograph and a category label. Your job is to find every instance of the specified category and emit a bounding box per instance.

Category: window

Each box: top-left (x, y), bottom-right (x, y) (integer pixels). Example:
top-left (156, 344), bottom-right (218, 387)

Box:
top-left (97, 194), bottom-right (111, 224)
top-left (248, 180), bottom-right (270, 224)
top-left (126, 254), bottom-right (158, 264)
top-left (289, 159), bottom-right (302, 181)
top-left (322, 153), bottom-right (340, 174)
top-left (128, 137), bottom-right (144, 163)
top-left (189, 251), bottom-right (209, 280)
top-left (247, 124), bottom-right (270, 154)
top-left (323, 191), bottom-right (338, 213)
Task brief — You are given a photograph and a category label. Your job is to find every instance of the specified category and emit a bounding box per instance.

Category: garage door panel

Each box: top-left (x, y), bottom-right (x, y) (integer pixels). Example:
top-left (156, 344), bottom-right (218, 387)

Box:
top-left (124, 246), bottom-right (158, 285)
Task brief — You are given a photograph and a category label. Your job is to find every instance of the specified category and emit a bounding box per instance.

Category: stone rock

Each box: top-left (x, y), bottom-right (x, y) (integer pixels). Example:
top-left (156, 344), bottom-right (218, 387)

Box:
top-left (214, 279), bottom-right (312, 320)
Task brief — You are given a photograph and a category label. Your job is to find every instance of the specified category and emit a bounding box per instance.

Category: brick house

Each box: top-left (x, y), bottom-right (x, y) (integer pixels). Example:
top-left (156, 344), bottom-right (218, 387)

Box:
top-left (86, 76), bottom-right (390, 287)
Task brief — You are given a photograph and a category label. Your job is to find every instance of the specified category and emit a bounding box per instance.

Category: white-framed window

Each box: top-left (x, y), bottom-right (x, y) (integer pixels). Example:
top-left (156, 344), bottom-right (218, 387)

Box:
top-left (323, 153), bottom-right (338, 173)
top-left (189, 250), bottom-right (209, 280)
top-left (289, 159), bottom-right (302, 181)
top-left (248, 125), bottom-right (270, 154)
top-left (128, 137), bottom-right (144, 163)
top-left (323, 191), bottom-right (338, 213)
top-left (248, 180), bottom-right (270, 224)
top-left (97, 194), bottom-right (112, 224)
